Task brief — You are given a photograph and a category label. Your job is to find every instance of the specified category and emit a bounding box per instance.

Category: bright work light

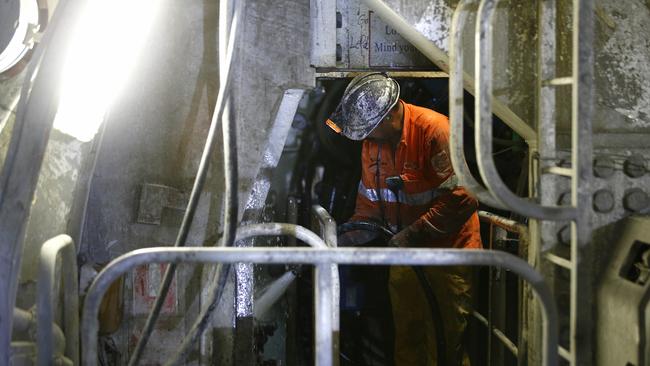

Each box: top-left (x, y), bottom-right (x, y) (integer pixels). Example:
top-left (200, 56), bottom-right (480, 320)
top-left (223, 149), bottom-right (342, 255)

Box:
top-left (53, 0), bottom-right (158, 142)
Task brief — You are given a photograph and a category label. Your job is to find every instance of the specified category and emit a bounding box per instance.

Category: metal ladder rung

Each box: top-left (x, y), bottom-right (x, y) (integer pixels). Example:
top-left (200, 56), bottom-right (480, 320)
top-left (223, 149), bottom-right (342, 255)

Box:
top-left (542, 76), bottom-right (574, 86)
top-left (544, 252), bottom-right (572, 270)
top-left (558, 345), bottom-right (572, 361)
top-left (542, 166), bottom-right (573, 177)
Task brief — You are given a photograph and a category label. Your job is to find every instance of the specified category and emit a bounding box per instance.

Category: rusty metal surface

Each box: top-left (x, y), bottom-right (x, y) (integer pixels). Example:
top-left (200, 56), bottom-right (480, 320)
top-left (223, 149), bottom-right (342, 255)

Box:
top-left (136, 184), bottom-right (189, 225)
top-left (478, 210), bottom-right (526, 234)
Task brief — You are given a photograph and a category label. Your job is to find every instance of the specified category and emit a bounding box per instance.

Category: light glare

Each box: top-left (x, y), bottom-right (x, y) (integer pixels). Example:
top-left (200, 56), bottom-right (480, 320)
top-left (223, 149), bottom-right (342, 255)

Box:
top-left (53, 0), bottom-right (157, 142)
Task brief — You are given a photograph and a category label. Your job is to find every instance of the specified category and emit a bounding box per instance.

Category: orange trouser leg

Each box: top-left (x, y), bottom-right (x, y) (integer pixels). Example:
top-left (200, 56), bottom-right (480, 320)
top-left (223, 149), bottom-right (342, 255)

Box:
top-left (389, 266), bottom-right (472, 366)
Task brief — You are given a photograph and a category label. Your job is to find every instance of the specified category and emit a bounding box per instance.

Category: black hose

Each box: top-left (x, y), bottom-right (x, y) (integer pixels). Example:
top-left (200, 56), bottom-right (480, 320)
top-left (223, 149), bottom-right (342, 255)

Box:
top-left (338, 221), bottom-right (448, 366)
top-left (410, 265), bottom-right (448, 365)
top-left (127, 2), bottom-right (243, 365)
top-left (338, 221), bottom-right (395, 239)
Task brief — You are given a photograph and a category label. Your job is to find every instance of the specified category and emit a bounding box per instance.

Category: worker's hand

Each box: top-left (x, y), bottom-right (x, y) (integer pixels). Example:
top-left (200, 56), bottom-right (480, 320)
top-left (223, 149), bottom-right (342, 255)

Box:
top-left (388, 219), bottom-right (444, 247)
top-left (388, 225), bottom-right (417, 248)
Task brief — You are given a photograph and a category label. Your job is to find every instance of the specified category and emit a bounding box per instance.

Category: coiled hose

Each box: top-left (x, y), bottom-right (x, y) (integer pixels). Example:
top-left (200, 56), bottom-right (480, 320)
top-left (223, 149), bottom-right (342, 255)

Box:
top-left (337, 221), bottom-right (448, 366)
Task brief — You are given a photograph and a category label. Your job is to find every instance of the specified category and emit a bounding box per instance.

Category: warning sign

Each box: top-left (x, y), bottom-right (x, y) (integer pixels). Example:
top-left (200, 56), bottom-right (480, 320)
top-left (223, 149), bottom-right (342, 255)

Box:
top-left (368, 11), bottom-right (430, 68)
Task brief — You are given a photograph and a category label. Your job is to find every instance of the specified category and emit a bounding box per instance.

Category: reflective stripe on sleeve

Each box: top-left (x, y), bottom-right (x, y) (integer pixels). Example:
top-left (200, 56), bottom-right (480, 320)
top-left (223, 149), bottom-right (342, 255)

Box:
top-left (357, 181), bottom-right (447, 206)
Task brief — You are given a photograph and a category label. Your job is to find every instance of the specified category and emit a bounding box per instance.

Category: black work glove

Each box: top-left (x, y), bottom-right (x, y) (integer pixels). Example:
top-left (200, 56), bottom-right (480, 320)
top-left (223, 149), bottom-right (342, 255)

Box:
top-left (388, 219), bottom-right (445, 247)
top-left (387, 224), bottom-right (421, 247)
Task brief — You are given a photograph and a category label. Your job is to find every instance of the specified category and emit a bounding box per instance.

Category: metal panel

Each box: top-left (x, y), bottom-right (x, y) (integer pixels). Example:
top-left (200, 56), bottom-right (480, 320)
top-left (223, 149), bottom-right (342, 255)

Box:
top-left (448, 0), bottom-right (506, 210)
top-left (336, 0), bottom-right (431, 69)
top-left (311, 0), bottom-right (337, 67)
top-left (596, 216), bottom-right (650, 366)
top-left (236, 89), bottom-right (305, 319)
top-left (233, 88), bottom-right (305, 365)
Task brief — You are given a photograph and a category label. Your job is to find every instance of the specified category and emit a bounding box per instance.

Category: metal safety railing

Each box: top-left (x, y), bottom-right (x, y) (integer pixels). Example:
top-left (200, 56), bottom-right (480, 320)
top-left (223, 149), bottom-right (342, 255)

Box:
top-left (448, 0), bottom-right (506, 210)
top-left (311, 205), bottom-right (341, 364)
top-left (477, 211), bottom-right (528, 365)
top-left (81, 223), bottom-right (559, 366)
top-left (536, 1), bottom-right (595, 364)
top-left (447, 0), bottom-right (594, 364)
top-left (37, 235), bottom-right (79, 366)
top-left (473, 0), bottom-right (583, 221)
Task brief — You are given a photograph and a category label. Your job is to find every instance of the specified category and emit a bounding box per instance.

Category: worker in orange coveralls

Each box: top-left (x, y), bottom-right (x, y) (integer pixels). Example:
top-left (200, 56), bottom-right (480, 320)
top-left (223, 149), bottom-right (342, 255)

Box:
top-left (327, 73), bottom-right (482, 365)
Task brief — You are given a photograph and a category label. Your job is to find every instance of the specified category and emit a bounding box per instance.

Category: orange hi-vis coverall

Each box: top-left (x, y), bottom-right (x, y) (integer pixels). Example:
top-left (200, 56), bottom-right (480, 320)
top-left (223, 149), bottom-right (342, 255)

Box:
top-left (349, 101), bottom-right (482, 365)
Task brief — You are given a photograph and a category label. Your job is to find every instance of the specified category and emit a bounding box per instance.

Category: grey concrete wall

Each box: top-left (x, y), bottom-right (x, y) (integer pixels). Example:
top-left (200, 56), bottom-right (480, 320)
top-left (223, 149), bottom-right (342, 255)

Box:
top-left (592, 0), bottom-right (650, 134)
top-left (556, 0), bottom-right (650, 137)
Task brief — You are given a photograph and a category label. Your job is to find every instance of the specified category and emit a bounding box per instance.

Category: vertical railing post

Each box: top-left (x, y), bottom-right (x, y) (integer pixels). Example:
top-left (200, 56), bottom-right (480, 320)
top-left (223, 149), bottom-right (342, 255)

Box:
top-left (314, 263), bottom-right (334, 366)
top-left (37, 235), bottom-right (79, 366)
top-left (487, 222), bottom-right (494, 365)
top-left (312, 205), bottom-right (340, 365)
top-left (570, 1), bottom-right (595, 364)
top-left (448, 0), bottom-right (507, 209)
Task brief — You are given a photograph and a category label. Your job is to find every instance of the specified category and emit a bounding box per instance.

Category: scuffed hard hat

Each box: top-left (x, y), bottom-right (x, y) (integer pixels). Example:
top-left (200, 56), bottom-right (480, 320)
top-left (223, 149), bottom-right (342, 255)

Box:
top-left (327, 72), bottom-right (400, 140)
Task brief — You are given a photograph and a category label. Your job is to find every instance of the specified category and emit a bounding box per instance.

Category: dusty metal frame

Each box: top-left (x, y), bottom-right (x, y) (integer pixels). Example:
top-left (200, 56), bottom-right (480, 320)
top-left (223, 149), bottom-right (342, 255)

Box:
top-left (474, 0), bottom-right (578, 220)
top-left (82, 224), bottom-right (559, 366)
top-left (311, 205), bottom-right (340, 364)
top-left (36, 235), bottom-right (79, 366)
top-left (476, 211), bottom-right (528, 364)
top-left (472, 0), bottom-right (595, 364)
top-left (448, 0), bottom-right (506, 209)
top-left (310, 0), bottom-right (337, 67)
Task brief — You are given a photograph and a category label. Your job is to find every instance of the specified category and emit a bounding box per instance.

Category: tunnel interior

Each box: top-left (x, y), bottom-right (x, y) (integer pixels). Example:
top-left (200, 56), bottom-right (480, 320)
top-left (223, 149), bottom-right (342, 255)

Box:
top-left (1, 0), bottom-right (650, 365)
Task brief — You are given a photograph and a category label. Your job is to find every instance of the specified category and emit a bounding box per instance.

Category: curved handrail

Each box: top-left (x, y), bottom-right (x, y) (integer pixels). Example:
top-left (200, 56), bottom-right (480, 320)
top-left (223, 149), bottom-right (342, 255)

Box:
top-left (475, 0), bottom-right (576, 220)
top-left (449, 0), bottom-right (506, 209)
top-left (82, 245), bottom-right (558, 366)
top-left (37, 235), bottom-right (79, 366)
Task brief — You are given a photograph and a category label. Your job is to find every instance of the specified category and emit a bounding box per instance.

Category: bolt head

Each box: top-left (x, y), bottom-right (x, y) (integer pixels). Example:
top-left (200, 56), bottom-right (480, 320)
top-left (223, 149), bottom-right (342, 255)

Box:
top-left (593, 189), bottom-right (615, 213)
top-left (593, 156), bottom-right (616, 178)
top-left (624, 155), bottom-right (646, 178)
top-left (623, 188), bottom-right (649, 212)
